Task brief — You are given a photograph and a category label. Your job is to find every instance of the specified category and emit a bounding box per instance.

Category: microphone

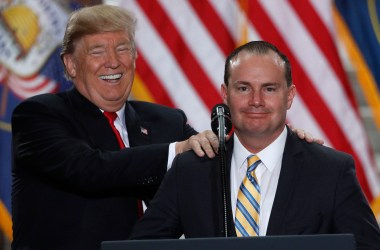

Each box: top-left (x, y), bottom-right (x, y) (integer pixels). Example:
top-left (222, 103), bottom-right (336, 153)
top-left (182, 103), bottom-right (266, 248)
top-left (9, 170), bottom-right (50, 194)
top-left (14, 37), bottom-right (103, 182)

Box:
top-left (211, 103), bottom-right (232, 237)
top-left (211, 103), bottom-right (232, 140)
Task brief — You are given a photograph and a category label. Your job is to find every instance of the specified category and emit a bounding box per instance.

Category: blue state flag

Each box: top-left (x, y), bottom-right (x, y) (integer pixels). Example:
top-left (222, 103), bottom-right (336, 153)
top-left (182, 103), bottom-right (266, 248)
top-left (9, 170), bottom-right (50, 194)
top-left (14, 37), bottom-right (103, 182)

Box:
top-left (0, 0), bottom-right (72, 241)
top-left (335, 0), bottom-right (380, 130)
top-left (334, 0), bottom-right (380, 220)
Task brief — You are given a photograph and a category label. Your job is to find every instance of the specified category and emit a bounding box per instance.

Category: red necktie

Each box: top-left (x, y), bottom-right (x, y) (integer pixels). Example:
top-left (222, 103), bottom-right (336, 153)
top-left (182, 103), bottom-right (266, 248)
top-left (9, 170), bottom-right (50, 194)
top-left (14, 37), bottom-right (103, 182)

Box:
top-left (103, 111), bottom-right (144, 218)
top-left (103, 111), bottom-right (125, 149)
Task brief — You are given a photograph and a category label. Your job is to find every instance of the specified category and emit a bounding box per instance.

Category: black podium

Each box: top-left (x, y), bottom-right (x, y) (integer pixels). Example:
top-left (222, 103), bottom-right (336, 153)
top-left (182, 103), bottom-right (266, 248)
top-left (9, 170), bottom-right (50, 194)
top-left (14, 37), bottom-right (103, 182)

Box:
top-left (101, 234), bottom-right (355, 250)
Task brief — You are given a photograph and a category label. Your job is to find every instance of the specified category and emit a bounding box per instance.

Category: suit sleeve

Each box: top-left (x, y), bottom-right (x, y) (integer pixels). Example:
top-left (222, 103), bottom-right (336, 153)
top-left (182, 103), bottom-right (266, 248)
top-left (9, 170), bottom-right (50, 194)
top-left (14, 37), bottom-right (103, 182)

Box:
top-left (333, 155), bottom-right (380, 249)
top-left (11, 97), bottom-right (189, 196)
top-left (130, 156), bottom-right (183, 239)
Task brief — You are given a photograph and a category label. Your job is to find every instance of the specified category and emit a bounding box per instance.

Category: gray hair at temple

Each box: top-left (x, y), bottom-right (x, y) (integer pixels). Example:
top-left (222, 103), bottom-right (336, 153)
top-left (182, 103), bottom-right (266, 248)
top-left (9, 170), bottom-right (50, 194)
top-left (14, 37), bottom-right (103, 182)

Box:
top-left (60, 4), bottom-right (137, 80)
top-left (223, 40), bottom-right (292, 87)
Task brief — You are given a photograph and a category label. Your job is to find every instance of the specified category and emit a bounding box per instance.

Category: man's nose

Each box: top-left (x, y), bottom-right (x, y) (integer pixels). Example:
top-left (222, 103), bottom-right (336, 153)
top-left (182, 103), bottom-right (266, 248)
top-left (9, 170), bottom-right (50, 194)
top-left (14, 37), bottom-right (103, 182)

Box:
top-left (105, 50), bottom-right (120, 68)
top-left (248, 90), bottom-right (263, 106)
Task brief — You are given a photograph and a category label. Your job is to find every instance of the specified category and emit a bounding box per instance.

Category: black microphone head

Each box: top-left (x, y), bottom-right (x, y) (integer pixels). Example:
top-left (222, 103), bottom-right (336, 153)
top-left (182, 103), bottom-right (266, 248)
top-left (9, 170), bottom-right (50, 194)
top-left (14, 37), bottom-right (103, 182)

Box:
top-left (211, 103), bottom-right (232, 135)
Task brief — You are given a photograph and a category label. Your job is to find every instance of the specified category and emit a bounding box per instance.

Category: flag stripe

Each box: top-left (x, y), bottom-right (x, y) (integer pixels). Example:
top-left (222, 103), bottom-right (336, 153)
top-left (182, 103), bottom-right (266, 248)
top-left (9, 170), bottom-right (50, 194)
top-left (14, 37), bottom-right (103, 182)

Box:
top-left (138, 0), bottom-right (221, 111)
top-left (135, 49), bottom-right (175, 107)
top-left (287, 96), bottom-right (331, 146)
top-left (159, 0), bottom-right (225, 89)
top-left (288, 0), bottom-right (358, 110)
top-left (189, 0), bottom-right (235, 56)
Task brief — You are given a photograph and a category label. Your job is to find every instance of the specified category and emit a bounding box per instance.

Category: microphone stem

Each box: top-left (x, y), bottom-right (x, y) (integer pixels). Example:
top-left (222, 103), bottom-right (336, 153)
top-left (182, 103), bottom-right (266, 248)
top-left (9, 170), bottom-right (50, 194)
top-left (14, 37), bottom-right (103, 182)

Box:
top-left (218, 112), bottom-right (230, 237)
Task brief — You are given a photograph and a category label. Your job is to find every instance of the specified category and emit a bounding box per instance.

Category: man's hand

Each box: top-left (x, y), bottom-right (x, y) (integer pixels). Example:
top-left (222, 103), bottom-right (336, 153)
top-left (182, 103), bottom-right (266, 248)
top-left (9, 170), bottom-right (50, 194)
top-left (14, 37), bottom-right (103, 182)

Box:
top-left (175, 130), bottom-right (221, 158)
top-left (289, 124), bottom-right (324, 145)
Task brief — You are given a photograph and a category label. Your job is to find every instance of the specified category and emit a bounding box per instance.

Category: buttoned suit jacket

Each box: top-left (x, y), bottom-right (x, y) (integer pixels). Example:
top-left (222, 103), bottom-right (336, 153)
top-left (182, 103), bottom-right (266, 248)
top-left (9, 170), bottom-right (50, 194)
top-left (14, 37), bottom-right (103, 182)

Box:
top-left (11, 87), bottom-right (197, 250)
top-left (131, 127), bottom-right (380, 250)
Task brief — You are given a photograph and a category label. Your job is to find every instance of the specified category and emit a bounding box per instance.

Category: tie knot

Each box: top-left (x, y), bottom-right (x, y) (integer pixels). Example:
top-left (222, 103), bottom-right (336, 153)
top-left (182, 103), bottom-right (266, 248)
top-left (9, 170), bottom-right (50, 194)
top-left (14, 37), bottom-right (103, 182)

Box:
top-left (103, 111), bottom-right (118, 122)
top-left (247, 155), bottom-right (261, 173)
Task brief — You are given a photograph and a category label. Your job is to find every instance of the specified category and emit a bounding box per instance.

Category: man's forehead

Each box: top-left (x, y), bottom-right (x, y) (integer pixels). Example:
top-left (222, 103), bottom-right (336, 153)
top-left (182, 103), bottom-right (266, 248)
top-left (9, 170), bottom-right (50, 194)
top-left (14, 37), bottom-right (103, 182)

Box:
top-left (230, 50), bottom-right (284, 68)
top-left (76, 32), bottom-right (130, 46)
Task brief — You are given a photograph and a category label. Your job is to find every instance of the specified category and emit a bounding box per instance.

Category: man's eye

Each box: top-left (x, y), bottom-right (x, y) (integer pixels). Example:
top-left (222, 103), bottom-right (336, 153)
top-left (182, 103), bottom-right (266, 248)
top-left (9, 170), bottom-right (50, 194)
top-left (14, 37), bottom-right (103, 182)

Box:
top-left (90, 50), bottom-right (104, 55)
top-left (238, 86), bottom-right (248, 91)
top-left (118, 47), bottom-right (131, 52)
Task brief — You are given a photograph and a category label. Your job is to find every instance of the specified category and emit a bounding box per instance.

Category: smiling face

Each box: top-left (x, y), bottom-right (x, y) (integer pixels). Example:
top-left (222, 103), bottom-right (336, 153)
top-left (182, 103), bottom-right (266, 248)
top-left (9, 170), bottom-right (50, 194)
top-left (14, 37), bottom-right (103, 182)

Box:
top-left (222, 50), bottom-right (296, 152)
top-left (63, 31), bottom-right (136, 111)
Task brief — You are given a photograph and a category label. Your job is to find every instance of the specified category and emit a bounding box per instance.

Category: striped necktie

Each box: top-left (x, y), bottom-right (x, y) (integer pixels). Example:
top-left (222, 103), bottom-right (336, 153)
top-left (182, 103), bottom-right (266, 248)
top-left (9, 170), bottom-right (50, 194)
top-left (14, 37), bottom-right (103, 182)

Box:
top-left (235, 155), bottom-right (261, 237)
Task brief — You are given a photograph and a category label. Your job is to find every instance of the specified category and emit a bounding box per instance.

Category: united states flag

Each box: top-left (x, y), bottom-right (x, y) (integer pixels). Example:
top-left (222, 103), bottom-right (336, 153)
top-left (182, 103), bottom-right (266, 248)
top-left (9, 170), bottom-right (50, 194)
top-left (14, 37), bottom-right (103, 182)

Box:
top-left (117, 0), bottom-right (380, 212)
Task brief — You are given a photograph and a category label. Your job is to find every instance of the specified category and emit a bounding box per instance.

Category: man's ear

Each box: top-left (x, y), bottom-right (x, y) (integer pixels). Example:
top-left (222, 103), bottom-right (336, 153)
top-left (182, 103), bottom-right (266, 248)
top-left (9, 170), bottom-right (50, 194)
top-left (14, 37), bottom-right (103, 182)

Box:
top-left (63, 54), bottom-right (76, 78)
top-left (221, 83), bottom-right (228, 105)
top-left (287, 84), bottom-right (296, 110)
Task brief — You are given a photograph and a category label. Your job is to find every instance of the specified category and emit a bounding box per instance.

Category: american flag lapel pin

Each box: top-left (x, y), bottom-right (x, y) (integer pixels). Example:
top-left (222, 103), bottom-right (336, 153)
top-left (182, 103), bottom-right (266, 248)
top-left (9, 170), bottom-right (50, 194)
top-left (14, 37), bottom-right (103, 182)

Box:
top-left (140, 126), bottom-right (148, 135)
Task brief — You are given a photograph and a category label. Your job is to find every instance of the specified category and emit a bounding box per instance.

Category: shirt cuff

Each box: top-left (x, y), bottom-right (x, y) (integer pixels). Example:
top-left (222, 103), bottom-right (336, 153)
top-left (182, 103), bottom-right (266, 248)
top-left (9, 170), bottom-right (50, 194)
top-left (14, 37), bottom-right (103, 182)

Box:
top-left (167, 142), bottom-right (177, 170)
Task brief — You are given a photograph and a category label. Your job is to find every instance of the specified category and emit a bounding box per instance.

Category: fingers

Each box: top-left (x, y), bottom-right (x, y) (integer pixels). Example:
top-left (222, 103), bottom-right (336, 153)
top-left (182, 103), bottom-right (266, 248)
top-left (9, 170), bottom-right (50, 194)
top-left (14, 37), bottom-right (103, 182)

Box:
top-left (292, 127), bottom-right (324, 145)
top-left (176, 130), bottom-right (220, 158)
top-left (293, 128), bottom-right (306, 140)
top-left (304, 131), bottom-right (314, 143)
top-left (188, 135), bottom-right (208, 157)
top-left (304, 131), bottom-right (324, 144)
top-left (191, 131), bottom-right (219, 158)
top-left (314, 138), bottom-right (325, 145)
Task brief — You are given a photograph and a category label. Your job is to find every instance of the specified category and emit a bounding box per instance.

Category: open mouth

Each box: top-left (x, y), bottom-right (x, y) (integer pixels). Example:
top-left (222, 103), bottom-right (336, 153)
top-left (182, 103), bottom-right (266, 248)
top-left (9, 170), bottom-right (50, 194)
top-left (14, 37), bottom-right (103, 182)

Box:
top-left (99, 73), bottom-right (123, 81)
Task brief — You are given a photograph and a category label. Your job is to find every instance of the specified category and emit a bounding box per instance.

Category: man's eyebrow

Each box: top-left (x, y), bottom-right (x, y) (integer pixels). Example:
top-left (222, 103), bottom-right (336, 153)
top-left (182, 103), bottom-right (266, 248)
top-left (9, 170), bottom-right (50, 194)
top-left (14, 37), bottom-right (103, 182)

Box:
top-left (262, 82), bottom-right (281, 86)
top-left (88, 44), bottom-right (106, 50)
top-left (232, 80), bottom-right (250, 85)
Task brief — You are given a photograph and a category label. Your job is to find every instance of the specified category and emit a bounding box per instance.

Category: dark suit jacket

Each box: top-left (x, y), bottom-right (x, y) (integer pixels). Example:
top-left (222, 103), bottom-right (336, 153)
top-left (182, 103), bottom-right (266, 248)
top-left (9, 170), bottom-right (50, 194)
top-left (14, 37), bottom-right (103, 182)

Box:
top-left (131, 127), bottom-right (380, 250)
top-left (11, 88), bottom-right (197, 250)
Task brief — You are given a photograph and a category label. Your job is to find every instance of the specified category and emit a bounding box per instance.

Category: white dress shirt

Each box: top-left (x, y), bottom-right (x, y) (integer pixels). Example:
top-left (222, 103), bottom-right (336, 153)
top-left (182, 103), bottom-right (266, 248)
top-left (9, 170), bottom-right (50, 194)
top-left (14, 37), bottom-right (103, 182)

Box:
top-left (114, 105), bottom-right (130, 147)
top-left (230, 127), bottom-right (287, 236)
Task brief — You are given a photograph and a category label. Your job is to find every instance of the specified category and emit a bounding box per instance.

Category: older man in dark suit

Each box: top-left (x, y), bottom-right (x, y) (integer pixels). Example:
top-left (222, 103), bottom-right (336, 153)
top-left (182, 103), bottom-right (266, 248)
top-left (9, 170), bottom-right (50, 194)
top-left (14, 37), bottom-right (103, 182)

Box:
top-left (11, 5), bottom-right (220, 250)
top-left (130, 41), bottom-right (380, 250)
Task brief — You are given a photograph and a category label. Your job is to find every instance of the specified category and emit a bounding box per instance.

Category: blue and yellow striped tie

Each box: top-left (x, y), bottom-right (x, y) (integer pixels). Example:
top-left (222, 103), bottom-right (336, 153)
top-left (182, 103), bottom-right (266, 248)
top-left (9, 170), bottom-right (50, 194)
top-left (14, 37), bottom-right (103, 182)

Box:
top-left (235, 155), bottom-right (261, 237)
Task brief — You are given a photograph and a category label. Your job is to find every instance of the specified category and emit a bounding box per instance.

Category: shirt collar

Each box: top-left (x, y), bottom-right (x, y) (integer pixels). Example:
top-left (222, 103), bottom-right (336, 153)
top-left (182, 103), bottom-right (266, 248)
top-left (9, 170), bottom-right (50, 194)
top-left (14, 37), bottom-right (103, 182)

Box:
top-left (100, 104), bottom-right (126, 125)
top-left (115, 104), bottom-right (126, 124)
top-left (233, 127), bottom-right (287, 172)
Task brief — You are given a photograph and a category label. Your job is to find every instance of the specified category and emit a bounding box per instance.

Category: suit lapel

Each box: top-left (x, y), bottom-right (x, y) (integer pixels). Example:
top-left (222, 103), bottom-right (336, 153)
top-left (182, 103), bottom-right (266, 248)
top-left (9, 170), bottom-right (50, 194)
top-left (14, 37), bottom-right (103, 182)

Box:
top-left (64, 88), bottom-right (121, 150)
top-left (124, 102), bottom-right (152, 147)
top-left (210, 138), bottom-right (236, 237)
top-left (266, 127), bottom-right (303, 235)
top-left (225, 138), bottom-right (237, 236)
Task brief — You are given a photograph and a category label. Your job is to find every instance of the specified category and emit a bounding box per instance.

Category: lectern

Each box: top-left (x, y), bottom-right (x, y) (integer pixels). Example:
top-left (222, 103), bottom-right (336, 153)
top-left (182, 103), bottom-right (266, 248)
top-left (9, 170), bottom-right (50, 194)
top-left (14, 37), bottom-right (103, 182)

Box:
top-left (101, 234), bottom-right (355, 250)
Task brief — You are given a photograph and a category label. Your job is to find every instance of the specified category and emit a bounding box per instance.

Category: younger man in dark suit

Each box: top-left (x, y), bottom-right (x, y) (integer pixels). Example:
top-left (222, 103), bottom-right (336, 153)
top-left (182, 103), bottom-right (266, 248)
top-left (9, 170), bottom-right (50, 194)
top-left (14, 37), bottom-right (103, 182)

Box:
top-left (131, 41), bottom-right (380, 249)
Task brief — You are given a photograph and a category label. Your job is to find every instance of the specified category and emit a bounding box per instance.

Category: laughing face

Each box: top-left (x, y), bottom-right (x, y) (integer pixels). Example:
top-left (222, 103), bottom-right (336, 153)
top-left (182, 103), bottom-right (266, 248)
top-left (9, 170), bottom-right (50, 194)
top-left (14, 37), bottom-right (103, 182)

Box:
top-left (63, 31), bottom-right (136, 111)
